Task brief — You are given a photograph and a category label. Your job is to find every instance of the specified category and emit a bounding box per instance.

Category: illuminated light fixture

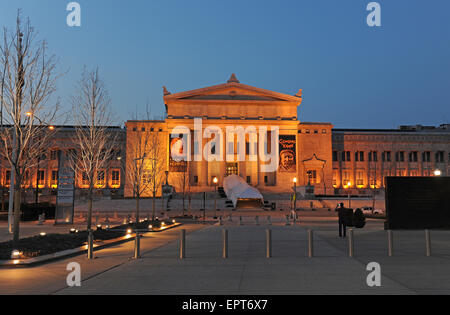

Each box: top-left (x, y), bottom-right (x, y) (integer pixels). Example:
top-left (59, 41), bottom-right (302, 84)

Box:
top-left (117, 156), bottom-right (122, 161)
top-left (172, 219), bottom-right (176, 223)
top-left (161, 222), bottom-right (166, 226)
top-left (148, 225), bottom-right (153, 229)
top-left (11, 250), bottom-right (20, 259)
top-left (293, 177), bottom-right (297, 183)
top-left (39, 232), bottom-right (46, 236)
top-left (127, 229), bottom-right (132, 234)
top-left (434, 169), bottom-right (442, 176)
top-left (13, 260), bottom-right (20, 265)
top-left (25, 111), bottom-right (32, 117)
top-left (213, 177), bottom-right (218, 184)
top-left (70, 228), bottom-right (76, 234)
top-left (48, 125), bottom-right (55, 130)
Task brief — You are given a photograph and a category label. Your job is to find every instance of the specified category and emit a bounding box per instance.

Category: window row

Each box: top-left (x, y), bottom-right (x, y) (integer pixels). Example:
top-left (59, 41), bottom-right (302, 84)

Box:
top-left (333, 150), bottom-right (447, 163)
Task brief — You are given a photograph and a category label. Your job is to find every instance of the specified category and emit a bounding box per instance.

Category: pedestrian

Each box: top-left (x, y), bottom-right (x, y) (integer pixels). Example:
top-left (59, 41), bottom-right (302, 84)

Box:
top-left (337, 202), bottom-right (347, 238)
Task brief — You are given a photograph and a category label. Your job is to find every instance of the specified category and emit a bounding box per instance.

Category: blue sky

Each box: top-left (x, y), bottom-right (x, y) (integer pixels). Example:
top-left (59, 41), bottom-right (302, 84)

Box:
top-left (0, 0), bottom-right (449, 128)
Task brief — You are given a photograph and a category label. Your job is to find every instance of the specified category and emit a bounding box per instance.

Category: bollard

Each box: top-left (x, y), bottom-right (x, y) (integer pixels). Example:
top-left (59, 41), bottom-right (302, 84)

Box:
top-left (228, 214), bottom-right (232, 222)
top-left (285, 215), bottom-right (290, 226)
top-left (348, 229), bottom-right (354, 257)
top-left (222, 229), bottom-right (228, 258)
top-left (387, 230), bottom-right (394, 257)
top-left (239, 216), bottom-right (243, 226)
top-left (180, 229), bottom-right (186, 259)
top-left (87, 229), bottom-right (94, 260)
top-left (219, 216), bottom-right (223, 225)
top-left (37, 214), bottom-right (44, 225)
top-left (308, 229), bottom-right (314, 258)
top-left (425, 229), bottom-right (431, 257)
top-left (266, 229), bottom-right (272, 258)
top-left (134, 231), bottom-right (141, 259)
top-left (267, 215), bottom-right (271, 225)
top-left (255, 216), bottom-right (259, 225)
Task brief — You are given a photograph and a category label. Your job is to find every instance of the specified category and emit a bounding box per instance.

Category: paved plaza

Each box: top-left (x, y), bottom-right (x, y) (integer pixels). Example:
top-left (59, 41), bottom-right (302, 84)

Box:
top-left (1, 211), bottom-right (450, 295)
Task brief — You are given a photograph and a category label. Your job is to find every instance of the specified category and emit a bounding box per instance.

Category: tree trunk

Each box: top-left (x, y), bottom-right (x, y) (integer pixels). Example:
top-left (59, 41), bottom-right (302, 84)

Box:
top-left (87, 186), bottom-right (93, 231)
top-left (152, 192), bottom-right (156, 222)
top-left (12, 185), bottom-right (21, 244)
top-left (136, 195), bottom-right (140, 227)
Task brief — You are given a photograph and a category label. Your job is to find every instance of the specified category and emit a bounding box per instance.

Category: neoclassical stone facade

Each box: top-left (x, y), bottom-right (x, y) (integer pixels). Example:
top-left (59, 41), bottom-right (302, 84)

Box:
top-left (124, 74), bottom-right (449, 198)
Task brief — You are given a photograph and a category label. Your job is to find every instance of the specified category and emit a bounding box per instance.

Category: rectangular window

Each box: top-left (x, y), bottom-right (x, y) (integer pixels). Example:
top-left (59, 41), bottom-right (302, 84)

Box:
top-left (194, 176), bottom-right (198, 184)
top-left (264, 176), bottom-right (268, 184)
top-left (38, 170), bottom-right (45, 186)
top-left (409, 151), bottom-right (418, 162)
top-left (50, 150), bottom-right (60, 160)
top-left (111, 170), bottom-right (120, 186)
top-left (51, 170), bottom-right (58, 187)
top-left (356, 170), bottom-right (364, 186)
top-left (382, 151), bottom-right (391, 162)
top-left (246, 176), bottom-right (251, 184)
top-left (422, 151), bottom-right (431, 162)
top-left (396, 151), bottom-right (405, 162)
top-left (5, 170), bottom-right (11, 186)
top-left (332, 151), bottom-right (338, 162)
top-left (97, 170), bottom-right (105, 187)
top-left (435, 151), bottom-right (445, 163)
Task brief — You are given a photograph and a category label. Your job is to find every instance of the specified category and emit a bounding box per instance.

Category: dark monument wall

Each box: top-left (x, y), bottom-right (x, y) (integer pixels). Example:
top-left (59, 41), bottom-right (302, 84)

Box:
top-left (385, 177), bottom-right (450, 229)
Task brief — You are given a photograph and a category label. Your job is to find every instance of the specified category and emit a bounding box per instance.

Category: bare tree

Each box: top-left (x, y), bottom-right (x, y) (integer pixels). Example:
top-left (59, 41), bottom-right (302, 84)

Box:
top-left (0, 12), bottom-right (60, 243)
top-left (175, 162), bottom-right (190, 216)
top-left (146, 126), bottom-right (165, 221)
top-left (70, 68), bottom-right (116, 238)
top-left (125, 119), bottom-right (164, 224)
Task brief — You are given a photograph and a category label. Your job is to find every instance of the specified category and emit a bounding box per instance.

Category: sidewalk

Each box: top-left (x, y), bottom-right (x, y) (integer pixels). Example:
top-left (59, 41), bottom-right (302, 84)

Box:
top-left (57, 223), bottom-right (416, 295)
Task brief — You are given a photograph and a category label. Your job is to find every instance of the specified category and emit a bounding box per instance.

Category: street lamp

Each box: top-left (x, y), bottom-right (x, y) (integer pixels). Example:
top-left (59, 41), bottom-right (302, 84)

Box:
top-left (213, 176), bottom-right (218, 218)
top-left (434, 169), bottom-right (442, 176)
top-left (346, 181), bottom-right (351, 208)
top-left (293, 177), bottom-right (297, 211)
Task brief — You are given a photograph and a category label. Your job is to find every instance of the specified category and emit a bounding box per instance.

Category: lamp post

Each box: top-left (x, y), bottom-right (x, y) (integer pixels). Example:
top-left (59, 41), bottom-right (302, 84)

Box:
top-left (293, 177), bottom-right (297, 212)
top-left (213, 176), bottom-right (218, 218)
top-left (346, 181), bottom-right (351, 208)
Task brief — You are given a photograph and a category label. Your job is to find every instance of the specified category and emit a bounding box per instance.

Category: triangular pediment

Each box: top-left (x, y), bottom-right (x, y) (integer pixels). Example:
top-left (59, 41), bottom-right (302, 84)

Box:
top-left (164, 80), bottom-right (301, 103)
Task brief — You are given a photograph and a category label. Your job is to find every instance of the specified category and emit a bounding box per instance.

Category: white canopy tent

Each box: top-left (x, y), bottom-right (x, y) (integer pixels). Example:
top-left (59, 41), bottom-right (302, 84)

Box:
top-left (223, 175), bottom-right (264, 208)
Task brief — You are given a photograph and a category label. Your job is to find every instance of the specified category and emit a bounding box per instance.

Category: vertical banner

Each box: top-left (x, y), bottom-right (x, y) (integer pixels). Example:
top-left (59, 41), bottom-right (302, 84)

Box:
top-left (279, 135), bottom-right (296, 172)
top-left (55, 151), bottom-right (75, 224)
top-left (169, 135), bottom-right (187, 172)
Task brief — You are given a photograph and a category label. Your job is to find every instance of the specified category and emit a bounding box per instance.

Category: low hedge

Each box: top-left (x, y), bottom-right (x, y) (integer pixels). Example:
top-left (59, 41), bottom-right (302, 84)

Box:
top-left (0, 218), bottom-right (175, 260)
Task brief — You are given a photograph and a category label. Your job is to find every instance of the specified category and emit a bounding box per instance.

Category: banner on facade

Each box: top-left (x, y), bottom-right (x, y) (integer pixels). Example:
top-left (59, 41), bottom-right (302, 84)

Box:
top-left (279, 135), bottom-right (296, 172)
top-left (169, 135), bottom-right (187, 172)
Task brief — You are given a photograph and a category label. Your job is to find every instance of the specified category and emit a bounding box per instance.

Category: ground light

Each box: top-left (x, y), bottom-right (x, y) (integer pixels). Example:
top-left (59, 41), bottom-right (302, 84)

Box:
top-left (434, 169), bottom-right (442, 176)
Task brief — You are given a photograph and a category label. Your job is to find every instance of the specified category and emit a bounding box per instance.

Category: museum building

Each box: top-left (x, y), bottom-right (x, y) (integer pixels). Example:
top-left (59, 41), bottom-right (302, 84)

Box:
top-left (124, 74), bottom-right (450, 198)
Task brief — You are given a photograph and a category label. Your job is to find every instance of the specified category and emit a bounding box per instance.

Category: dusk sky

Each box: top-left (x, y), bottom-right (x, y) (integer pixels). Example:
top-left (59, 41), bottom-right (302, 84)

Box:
top-left (0, 0), bottom-right (449, 128)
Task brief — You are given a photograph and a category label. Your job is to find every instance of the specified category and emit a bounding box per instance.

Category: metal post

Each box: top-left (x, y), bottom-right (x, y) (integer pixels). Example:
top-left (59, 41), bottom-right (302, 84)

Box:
top-left (425, 229), bottom-right (431, 257)
top-left (348, 229), bottom-right (354, 257)
top-left (266, 229), bottom-right (272, 258)
top-left (180, 229), bottom-right (186, 259)
top-left (87, 229), bottom-right (94, 259)
top-left (134, 231), bottom-right (141, 259)
top-left (387, 230), bottom-right (393, 257)
top-left (222, 229), bottom-right (228, 258)
top-left (308, 229), bottom-right (314, 258)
